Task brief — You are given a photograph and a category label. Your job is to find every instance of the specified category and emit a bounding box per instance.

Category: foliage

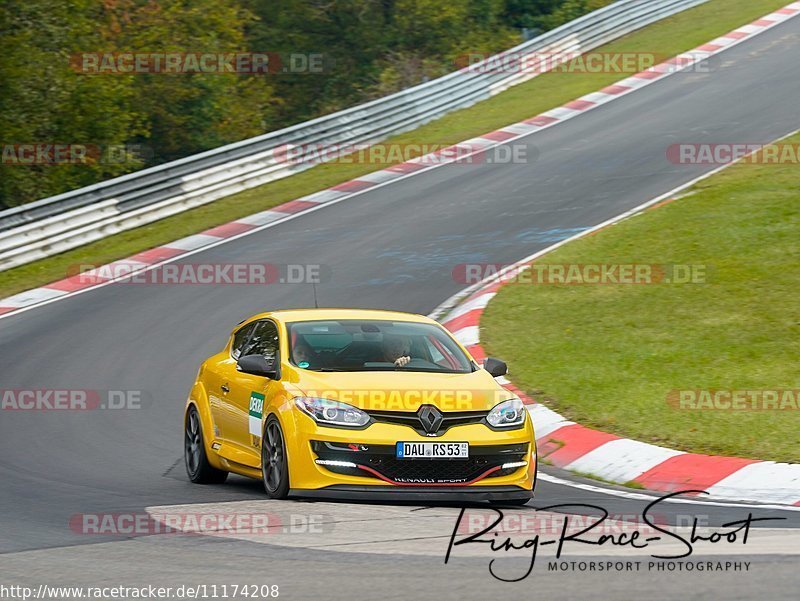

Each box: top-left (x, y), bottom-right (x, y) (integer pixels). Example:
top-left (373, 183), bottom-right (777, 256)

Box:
top-left (0, 0), bottom-right (610, 208)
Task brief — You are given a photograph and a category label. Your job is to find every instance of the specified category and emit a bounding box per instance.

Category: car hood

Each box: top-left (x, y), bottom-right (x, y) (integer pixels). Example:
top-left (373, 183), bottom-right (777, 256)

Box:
top-left (289, 369), bottom-right (513, 412)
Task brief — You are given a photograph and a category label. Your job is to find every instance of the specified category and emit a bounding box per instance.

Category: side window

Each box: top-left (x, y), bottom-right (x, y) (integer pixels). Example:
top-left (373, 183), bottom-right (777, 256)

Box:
top-left (244, 320), bottom-right (280, 362)
top-left (231, 324), bottom-right (255, 360)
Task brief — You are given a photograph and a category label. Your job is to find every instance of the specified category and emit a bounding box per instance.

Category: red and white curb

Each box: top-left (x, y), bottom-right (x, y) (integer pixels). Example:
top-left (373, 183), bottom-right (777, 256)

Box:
top-left (0, 2), bottom-right (797, 320)
top-left (431, 113), bottom-right (800, 506)
top-left (438, 283), bottom-right (800, 506)
top-left (431, 2), bottom-right (800, 505)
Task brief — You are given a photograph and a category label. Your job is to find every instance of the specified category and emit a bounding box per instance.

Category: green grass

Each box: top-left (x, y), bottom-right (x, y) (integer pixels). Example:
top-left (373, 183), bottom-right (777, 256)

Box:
top-left (482, 133), bottom-right (800, 464)
top-left (0, 0), bottom-right (788, 299)
top-left (623, 480), bottom-right (646, 490)
top-left (570, 470), bottom-right (646, 490)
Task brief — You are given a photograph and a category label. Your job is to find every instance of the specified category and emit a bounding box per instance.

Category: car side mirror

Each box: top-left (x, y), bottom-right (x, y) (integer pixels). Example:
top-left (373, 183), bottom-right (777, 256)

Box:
top-left (484, 357), bottom-right (508, 378)
top-left (237, 354), bottom-right (280, 379)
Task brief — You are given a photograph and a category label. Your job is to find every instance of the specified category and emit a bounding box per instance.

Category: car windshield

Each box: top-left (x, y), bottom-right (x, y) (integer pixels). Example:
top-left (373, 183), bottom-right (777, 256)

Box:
top-left (286, 319), bottom-right (474, 373)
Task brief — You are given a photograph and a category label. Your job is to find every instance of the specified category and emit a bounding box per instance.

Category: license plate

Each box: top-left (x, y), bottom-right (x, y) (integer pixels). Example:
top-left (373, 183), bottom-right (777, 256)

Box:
top-left (396, 442), bottom-right (469, 459)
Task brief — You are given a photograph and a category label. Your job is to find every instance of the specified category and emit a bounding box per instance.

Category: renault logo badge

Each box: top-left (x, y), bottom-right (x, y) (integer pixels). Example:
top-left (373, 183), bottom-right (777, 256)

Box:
top-left (417, 405), bottom-right (443, 434)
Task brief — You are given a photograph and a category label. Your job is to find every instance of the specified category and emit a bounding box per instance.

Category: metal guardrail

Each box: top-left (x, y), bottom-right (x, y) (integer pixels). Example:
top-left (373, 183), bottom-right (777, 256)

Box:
top-left (0, 0), bottom-right (707, 271)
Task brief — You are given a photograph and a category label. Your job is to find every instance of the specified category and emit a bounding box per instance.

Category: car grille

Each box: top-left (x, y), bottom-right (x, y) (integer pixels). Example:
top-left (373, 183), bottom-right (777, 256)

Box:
top-left (366, 409), bottom-right (488, 436)
top-left (312, 441), bottom-right (528, 485)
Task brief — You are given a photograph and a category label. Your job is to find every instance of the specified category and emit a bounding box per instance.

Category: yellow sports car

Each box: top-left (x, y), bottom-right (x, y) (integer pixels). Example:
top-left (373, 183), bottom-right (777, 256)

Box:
top-left (184, 309), bottom-right (537, 503)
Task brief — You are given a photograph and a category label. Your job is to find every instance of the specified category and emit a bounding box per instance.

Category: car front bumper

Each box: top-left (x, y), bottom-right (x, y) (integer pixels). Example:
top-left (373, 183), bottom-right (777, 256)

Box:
top-left (283, 412), bottom-right (537, 495)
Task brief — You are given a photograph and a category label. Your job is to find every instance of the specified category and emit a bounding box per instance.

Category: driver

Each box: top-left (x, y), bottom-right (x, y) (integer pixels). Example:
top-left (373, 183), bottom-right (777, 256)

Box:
top-left (293, 340), bottom-right (321, 368)
top-left (381, 335), bottom-right (412, 367)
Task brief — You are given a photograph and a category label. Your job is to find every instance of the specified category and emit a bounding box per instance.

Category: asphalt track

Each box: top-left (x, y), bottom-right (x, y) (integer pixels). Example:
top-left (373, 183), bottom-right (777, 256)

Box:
top-left (1, 13), bottom-right (800, 600)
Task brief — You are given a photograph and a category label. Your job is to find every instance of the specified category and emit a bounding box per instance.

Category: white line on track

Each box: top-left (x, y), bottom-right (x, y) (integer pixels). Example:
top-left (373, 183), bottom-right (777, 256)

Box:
top-left (537, 473), bottom-right (800, 512)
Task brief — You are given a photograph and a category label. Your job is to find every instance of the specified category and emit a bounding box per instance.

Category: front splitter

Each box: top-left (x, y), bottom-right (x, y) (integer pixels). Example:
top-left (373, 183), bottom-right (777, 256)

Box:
top-left (289, 484), bottom-right (533, 503)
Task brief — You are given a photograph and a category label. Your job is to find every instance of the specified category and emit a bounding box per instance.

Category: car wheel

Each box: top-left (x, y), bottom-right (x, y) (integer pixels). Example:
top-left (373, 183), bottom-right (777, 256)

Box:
top-left (185, 406), bottom-right (228, 484)
top-left (262, 416), bottom-right (290, 499)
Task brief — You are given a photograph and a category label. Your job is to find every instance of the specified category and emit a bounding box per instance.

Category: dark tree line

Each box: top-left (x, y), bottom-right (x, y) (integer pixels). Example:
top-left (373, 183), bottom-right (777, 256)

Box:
top-left (0, 0), bottom-right (610, 208)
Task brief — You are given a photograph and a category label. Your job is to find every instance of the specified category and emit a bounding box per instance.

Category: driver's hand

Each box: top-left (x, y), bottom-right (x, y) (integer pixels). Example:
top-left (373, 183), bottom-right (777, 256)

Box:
top-left (394, 355), bottom-right (411, 367)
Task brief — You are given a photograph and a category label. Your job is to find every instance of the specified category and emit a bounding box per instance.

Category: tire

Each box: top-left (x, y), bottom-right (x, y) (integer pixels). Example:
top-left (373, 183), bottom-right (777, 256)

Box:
top-left (185, 406), bottom-right (228, 484)
top-left (261, 416), bottom-right (290, 499)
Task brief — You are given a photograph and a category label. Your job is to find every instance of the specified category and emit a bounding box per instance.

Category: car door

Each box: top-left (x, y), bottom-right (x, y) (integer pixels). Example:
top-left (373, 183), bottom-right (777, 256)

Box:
top-left (222, 319), bottom-right (283, 466)
top-left (204, 322), bottom-right (256, 443)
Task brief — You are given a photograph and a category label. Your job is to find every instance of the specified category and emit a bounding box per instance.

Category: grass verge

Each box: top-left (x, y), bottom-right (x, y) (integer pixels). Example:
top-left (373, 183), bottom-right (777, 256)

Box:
top-left (482, 133), bottom-right (800, 463)
top-left (0, 0), bottom-right (789, 299)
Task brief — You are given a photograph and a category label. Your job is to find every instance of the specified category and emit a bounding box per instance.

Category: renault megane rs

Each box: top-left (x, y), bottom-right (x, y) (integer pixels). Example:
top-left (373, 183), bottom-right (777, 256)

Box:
top-left (184, 309), bottom-right (537, 503)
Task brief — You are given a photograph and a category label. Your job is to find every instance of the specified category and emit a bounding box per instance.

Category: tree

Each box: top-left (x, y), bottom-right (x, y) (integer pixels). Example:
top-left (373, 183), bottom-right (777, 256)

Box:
top-left (0, 0), bottom-right (276, 207)
top-left (0, 0), bottom-right (143, 207)
top-left (0, 0), bottom-right (614, 208)
top-left (104, 0), bottom-right (277, 163)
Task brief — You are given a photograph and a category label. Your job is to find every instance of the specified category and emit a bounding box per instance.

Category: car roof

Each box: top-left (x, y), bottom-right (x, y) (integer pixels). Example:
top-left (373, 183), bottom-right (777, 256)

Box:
top-left (247, 308), bottom-right (437, 325)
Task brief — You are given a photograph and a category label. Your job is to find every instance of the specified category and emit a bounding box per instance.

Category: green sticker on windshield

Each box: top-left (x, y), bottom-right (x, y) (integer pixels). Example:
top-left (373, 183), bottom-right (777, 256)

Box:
top-left (298, 361), bottom-right (310, 368)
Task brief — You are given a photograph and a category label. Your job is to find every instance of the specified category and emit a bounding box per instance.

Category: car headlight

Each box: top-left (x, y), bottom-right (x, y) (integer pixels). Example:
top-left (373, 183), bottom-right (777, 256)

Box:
top-left (294, 397), bottom-right (370, 428)
top-left (486, 398), bottom-right (526, 429)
